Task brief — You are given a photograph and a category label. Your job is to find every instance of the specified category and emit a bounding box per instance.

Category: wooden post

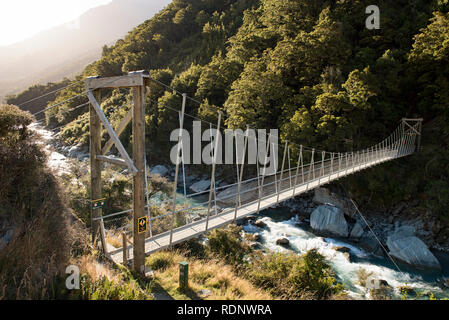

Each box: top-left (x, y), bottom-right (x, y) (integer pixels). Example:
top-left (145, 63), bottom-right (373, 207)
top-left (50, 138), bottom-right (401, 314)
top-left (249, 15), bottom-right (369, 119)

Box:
top-left (90, 90), bottom-right (102, 248)
top-left (122, 232), bottom-right (128, 266)
top-left (179, 261), bottom-right (189, 291)
top-left (132, 84), bottom-right (146, 274)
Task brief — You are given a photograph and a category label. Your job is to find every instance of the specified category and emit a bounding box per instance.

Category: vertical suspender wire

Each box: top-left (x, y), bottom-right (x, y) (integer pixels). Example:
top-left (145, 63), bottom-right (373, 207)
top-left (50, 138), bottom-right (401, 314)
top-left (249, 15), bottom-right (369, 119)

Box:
top-left (393, 127), bottom-right (396, 155)
top-left (210, 123), bottom-right (218, 217)
top-left (234, 132), bottom-right (239, 207)
top-left (401, 120), bottom-right (406, 157)
top-left (144, 155), bottom-right (153, 238)
top-left (287, 144), bottom-right (292, 188)
top-left (169, 93), bottom-right (186, 247)
top-left (338, 152), bottom-right (342, 178)
top-left (293, 145), bottom-right (303, 195)
top-left (345, 152), bottom-right (349, 175)
top-left (257, 134), bottom-right (271, 214)
top-left (277, 141), bottom-right (288, 204)
top-left (235, 144), bottom-right (240, 203)
top-left (312, 149), bottom-right (316, 180)
top-left (403, 125), bottom-right (409, 156)
top-left (319, 151), bottom-right (325, 185)
top-left (179, 112), bottom-right (187, 207)
top-left (351, 151), bottom-right (355, 173)
top-left (255, 132), bottom-right (261, 212)
top-left (402, 130), bottom-right (409, 156)
top-left (205, 112), bottom-right (222, 231)
top-left (273, 141), bottom-right (279, 198)
top-left (234, 126), bottom-right (249, 221)
top-left (405, 129), bottom-right (411, 155)
top-left (307, 149), bottom-right (315, 191)
top-left (412, 123), bottom-right (419, 153)
top-left (409, 125), bottom-right (416, 154)
top-left (330, 152), bottom-right (334, 182)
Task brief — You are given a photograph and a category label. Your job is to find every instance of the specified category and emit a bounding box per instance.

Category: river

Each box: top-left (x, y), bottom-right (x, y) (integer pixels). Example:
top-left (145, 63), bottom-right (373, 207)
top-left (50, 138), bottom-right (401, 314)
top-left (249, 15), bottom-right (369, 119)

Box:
top-left (242, 206), bottom-right (449, 299)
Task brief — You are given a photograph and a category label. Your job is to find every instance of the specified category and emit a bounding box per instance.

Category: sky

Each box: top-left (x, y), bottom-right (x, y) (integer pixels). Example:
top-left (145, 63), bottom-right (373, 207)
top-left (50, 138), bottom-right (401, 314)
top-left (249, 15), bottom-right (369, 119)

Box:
top-left (0, 0), bottom-right (113, 46)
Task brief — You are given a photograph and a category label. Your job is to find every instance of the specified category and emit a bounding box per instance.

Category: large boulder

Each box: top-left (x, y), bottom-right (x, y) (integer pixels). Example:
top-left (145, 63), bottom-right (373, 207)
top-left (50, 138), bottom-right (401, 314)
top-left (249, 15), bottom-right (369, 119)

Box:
top-left (216, 181), bottom-right (258, 205)
top-left (310, 205), bottom-right (349, 238)
top-left (386, 226), bottom-right (441, 271)
top-left (313, 188), bottom-right (356, 218)
top-left (151, 165), bottom-right (169, 177)
top-left (350, 222), bottom-right (365, 240)
top-left (276, 238), bottom-right (290, 246)
top-left (190, 179), bottom-right (211, 193)
top-left (358, 233), bottom-right (384, 257)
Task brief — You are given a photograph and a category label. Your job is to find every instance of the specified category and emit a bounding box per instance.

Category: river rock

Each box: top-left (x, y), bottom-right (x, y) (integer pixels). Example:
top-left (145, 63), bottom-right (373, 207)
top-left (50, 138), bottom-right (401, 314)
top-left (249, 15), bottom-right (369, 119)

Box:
top-left (386, 228), bottom-right (441, 270)
top-left (244, 233), bottom-right (261, 242)
top-left (310, 205), bottom-right (349, 238)
top-left (313, 187), bottom-right (355, 218)
top-left (334, 246), bottom-right (351, 254)
top-left (190, 179), bottom-right (211, 193)
top-left (350, 222), bottom-right (365, 240)
top-left (276, 238), bottom-right (290, 246)
top-left (254, 219), bottom-right (268, 229)
top-left (151, 165), bottom-right (169, 177)
top-left (359, 233), bottom-right (381, 255)
top-left (216, 181), bottom-right (258, 205)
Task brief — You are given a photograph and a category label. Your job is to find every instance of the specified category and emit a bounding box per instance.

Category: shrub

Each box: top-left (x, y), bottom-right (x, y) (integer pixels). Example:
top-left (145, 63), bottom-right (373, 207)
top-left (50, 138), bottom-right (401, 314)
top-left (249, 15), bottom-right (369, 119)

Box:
top-left (80, 273), bottom-right (150, 300)
top-left (0, 104), bottom-right (83, 299)
top-left (246, 249), bottom-right (343, 300)
top-left (206, 224), bottom-right (249, 265)
top-left (146, 251), bottom-right (175, 271)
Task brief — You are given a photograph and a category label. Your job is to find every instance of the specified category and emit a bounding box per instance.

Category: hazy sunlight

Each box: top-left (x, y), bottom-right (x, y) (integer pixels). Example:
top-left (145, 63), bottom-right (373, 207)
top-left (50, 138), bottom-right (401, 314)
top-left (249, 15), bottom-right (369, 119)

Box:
top-left (0, 0), bottom-right (112, 46)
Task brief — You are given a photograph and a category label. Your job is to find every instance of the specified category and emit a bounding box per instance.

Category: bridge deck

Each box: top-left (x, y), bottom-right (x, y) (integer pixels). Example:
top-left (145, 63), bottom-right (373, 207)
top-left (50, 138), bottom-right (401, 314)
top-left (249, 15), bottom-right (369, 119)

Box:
top-left (107, 154), bottom-right (395, 265)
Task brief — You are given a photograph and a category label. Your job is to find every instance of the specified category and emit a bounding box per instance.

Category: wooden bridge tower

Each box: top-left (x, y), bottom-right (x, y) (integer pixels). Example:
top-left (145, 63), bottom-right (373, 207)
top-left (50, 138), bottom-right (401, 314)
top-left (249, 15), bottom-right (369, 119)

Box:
top-left (86, 71), bottom-right (149, 274)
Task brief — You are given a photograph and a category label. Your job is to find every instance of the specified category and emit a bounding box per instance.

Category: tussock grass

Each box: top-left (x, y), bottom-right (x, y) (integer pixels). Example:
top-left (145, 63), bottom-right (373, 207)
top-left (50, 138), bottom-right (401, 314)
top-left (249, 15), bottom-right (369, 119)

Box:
top-left (147, 250), bottom-right (271, 300)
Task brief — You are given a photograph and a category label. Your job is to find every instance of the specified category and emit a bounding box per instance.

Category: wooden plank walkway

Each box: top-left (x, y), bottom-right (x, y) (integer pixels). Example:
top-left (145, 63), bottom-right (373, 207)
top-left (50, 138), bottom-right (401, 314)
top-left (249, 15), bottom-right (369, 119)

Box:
top-left (108, 152), bottom-right (396, 264)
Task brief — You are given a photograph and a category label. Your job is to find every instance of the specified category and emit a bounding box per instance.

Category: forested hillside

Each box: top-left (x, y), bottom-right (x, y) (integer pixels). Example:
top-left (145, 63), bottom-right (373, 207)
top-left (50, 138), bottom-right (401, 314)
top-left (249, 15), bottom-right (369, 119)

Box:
top-left (11, 0), bottom-right (449, 239)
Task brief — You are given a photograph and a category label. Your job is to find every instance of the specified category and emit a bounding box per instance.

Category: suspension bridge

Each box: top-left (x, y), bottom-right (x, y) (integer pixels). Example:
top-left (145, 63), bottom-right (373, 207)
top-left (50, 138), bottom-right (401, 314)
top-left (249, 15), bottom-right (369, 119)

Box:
top-left (30, 71), bottom-right (423, 274)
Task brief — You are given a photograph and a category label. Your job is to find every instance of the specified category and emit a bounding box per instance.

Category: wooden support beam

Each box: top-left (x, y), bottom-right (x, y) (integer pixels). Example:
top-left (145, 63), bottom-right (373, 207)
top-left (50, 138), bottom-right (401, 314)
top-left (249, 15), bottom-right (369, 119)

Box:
top-left (86, 72), bottom-right (148, 90)
top-left (102, 108), bottom-right (133, 155)
top-left (96, 155), bottom-right (128, 167)
top-left (87, 91), bottom-right (137, 174)
top-left (132, 85), bottom-right (146, 274)
top-left (90, 89), bottom-right (103, 248)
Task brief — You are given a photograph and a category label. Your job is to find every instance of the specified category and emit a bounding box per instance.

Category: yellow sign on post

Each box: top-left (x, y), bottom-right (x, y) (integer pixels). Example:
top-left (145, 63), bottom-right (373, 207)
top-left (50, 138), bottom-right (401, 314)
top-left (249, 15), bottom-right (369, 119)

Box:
top-left (138, 216), bottom-right (148, 234)
top-left (92, 198), bottom-right (106, 210)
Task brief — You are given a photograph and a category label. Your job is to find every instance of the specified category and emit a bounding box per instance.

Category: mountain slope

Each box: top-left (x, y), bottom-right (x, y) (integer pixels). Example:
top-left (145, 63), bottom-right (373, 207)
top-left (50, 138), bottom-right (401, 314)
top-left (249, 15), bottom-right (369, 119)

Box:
top-left (0, 0), bottom-right (171, 102)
